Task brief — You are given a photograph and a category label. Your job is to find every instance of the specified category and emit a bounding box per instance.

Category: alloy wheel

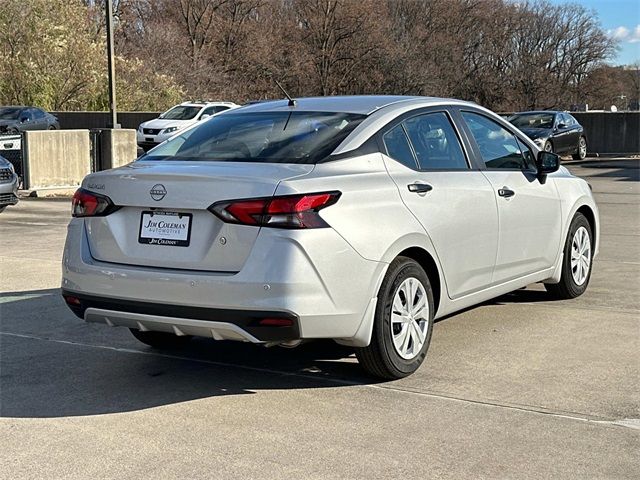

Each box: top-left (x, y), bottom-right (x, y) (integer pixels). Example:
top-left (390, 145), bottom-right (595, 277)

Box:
top-left (390, 277), bottom-right (430, 360)
top-left (571, 226), bottom-right (591, 286)
top-left (579, 138), bottom-right (587, 158)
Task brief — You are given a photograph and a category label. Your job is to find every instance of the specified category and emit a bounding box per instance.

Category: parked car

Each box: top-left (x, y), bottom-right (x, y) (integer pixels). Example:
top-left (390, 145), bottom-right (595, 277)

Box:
top-left (0, 154), bottom-right (19, 212)
top-left (0, 106), bottom-right (59, 134)
top-left (137, 101), bottom-right (239, 151)
top-left (508, 111), bottom-right (587, 159)
top-left (63, 96), bottom-right (599, 379)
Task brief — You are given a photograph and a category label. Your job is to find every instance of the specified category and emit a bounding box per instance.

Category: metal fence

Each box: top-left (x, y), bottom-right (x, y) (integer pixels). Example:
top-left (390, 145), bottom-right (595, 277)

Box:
top-left (0, 134), bottom-right (24, 185)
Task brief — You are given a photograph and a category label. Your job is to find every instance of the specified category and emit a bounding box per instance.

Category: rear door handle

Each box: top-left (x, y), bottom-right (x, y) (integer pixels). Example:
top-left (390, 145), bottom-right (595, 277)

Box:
top-left (408, 183), bottom-right (433, 193)
top-left (498, 187), bottom-right (515, 198)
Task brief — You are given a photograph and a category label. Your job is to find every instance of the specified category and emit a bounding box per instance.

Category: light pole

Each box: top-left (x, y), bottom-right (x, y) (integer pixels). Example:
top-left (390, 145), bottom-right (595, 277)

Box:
top-left (105, 0), bottom-right (119, 128)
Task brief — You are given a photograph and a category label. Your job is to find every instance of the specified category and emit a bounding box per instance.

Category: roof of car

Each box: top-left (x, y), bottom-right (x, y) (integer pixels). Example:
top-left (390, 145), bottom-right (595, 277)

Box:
top-left (179, 101), bottom-right (237, 107)
top-left (234, 95), bottom-right (476, 115)
top-left (513, 111), bottom-right (562, 115)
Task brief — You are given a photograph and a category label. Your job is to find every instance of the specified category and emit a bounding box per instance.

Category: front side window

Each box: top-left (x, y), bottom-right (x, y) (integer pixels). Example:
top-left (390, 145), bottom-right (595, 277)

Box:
top-left (201, 106), bottom-right (229, 117)
top-left (382, 125), bottom-right (417, 169)
top-left (403, 112), bottom-right (468, 170)
top-left (461, 111), bottom-right (529, 170)
top-left (161, 105), bottom-right (202, 120)
top-left (515, 137), bottom-right (536, 170)
top-left (143, 111), bottom-right (366, 164)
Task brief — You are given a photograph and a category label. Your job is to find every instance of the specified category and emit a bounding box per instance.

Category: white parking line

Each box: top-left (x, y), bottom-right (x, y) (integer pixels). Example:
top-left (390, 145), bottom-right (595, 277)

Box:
top-left (1, 330), bottom-right (637, 430)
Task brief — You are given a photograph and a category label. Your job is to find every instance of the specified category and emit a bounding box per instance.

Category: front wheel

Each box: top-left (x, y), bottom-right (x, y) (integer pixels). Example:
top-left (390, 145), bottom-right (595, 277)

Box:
top-left (129, 329), bottom-right (192, 349)
top-left (544, 141), bottom-right (554, 153)
top-left (545, 212), bottom-right (593, 299)
top-left (572, 136), bottom-right (587, 160)
top-left (355, 257), bottom-right (434, 379)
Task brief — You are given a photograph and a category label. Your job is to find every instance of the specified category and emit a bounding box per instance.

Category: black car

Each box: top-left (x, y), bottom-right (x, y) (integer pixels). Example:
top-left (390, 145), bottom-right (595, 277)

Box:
top-left (508, 111), bottom-right (587, 160)
top-left (0, 106), bottom-right (60, 134)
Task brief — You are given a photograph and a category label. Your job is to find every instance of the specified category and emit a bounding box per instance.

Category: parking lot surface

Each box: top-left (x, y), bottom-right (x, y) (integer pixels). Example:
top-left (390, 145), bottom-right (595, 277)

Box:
top-left (1, 159), bottom-right (638, 479)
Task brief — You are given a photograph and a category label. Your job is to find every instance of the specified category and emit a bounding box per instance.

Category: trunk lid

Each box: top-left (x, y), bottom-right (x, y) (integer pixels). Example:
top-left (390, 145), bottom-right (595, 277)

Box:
top-left (82, 161), bottom-right (314, 272)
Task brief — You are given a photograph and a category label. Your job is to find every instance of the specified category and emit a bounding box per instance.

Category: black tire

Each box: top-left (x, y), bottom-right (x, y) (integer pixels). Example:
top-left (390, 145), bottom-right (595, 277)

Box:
top-left (129, 328), bottom-right (192, 349)
top-left (572, 136), bottom-right (587, 160)
top-left (48, 125), bottom-right (56, 130)
top-left (0, 206), bottom-right (6, 213)
top-left (355, 256), bottom-right (434, 379)
top-left (545, 213), bottom-right (593, 299)
top-left (544, 141), bottom-right (553, 153)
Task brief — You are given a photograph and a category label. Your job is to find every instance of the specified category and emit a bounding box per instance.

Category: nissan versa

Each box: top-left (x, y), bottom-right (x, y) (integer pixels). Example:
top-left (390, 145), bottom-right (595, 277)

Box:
top-left (62, 96), bottom-right (599, 379)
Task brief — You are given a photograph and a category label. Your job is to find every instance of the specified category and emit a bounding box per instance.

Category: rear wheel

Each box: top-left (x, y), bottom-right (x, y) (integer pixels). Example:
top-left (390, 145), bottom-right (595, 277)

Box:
top-left (129, 329), bottom-right (192, 349)
top-left (355, 257), bottom-right (434, 379)
top-left (572, 136), bottom-right (587, 160)
top-left (545, 213), bottom-right (593, 299)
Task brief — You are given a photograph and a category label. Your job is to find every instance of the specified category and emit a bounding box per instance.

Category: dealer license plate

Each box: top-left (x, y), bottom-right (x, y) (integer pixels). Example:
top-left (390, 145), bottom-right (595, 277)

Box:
top-left (138, 211), bottom-right (192, 247)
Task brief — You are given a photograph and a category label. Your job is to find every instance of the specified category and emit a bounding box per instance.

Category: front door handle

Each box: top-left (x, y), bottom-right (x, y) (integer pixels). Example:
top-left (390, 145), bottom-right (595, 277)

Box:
top-left (408, 183), bottom-right (433, 193)
top-left (498, 187), bottom-right (515, 198)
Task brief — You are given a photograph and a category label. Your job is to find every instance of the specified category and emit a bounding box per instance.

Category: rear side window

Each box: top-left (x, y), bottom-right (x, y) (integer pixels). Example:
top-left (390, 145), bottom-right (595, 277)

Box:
top-left (461, 111), bottom-right (529, 170)
top-left (144, 111), bottom-right (366, 164)
top-left (382, 125), bottom-right (417, 169)
top-left (403, 112), bottom-right (468, 170)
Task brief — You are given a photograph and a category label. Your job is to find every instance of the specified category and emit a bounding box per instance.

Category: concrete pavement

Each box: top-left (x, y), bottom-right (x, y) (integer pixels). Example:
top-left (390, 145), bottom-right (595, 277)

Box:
top-left (1, 159), bottom-right (638, 479)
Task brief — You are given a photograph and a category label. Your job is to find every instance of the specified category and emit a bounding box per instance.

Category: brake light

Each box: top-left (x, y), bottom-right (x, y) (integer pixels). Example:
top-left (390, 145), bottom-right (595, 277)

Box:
top-left (209, 191), bottom-right (340, 229)
top-left (72, 188), bottom-right (118, 217)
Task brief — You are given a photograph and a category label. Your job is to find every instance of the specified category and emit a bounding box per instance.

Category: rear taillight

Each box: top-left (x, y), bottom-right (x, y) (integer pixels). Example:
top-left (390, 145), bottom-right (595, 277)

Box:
top-left (209, 191), bottom-right (340, 229)
top-left (72, 188), bottom-right (118, 217)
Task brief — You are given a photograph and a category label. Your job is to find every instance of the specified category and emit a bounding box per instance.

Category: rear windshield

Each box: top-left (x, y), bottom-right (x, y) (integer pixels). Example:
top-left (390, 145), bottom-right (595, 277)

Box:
top-left (0, 108), bottom-right (21, 120)
top-left (142, 111), bottom-right (366, 164)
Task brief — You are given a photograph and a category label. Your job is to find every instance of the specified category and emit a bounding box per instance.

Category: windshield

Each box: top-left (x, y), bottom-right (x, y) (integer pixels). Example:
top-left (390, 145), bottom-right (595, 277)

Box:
top-left (161, 105), bottom-right (201, 120)
top-left (510, 113), bottom-right (555, 129)
top-left (143, 111), bottom-right (366, 164)
top-left (0, 108), bottom-right (21, 120)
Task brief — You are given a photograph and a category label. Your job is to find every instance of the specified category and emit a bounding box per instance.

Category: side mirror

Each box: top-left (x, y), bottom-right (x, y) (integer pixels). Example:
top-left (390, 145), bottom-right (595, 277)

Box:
top-left (557, 122), bottom-right (567, 129)
top-left (536, 151), bottom-right (560, 180)
top-left (20, 117), bottom-right (29, 123)
top-left (200, 113), bottom-right (211, 120)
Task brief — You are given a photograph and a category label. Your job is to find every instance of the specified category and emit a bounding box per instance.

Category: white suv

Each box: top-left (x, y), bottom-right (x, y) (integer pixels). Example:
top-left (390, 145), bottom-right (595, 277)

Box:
top-left (63, 96), bottom-right (599, 379)
top-left (137, 101), bottom-right (238, 151)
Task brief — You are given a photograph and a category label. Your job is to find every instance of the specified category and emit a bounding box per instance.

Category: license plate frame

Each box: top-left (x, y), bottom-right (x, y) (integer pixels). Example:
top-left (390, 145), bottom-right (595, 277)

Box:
top-left (138, 210), bottom-right (192, 247)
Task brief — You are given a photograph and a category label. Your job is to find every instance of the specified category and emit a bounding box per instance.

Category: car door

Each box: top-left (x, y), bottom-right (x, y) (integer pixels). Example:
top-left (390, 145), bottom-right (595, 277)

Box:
top-left (458, 110), bottom-right (562, 284)
top-left (561, 113), bottom-right (581, 152)
top-left (380, 109), bottom-right (499, 299)
top-left (553, 113), bottom-right (574, 153)
top-left (17, 109), bottom-right (33, 131)
top-left (32, 109), bottom-right (48, 130)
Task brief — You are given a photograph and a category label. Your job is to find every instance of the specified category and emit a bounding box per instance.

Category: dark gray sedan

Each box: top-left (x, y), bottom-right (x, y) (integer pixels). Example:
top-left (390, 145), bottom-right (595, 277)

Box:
top-left (0, 106), bottom-right (59, 134)
top-left (509, 111), bottom-right (587, 160)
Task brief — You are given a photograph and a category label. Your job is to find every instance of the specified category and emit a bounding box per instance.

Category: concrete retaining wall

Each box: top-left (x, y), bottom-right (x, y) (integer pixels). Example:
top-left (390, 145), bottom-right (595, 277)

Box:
top-left (23, 130), bottom-right (91, 190)
top-left (94, 129), bottom-right (138, 169)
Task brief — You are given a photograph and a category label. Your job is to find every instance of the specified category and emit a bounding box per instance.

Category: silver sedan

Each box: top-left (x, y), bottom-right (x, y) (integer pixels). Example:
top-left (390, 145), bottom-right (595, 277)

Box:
top-left (61, 96), bottom-right (599, 379)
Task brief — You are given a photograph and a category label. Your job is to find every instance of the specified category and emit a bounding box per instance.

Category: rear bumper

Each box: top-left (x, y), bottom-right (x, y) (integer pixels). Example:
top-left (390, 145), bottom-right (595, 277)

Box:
top-left (62, 218), bottom-right (386, 342)
top-left (62, 290), bottom-right (300, 342)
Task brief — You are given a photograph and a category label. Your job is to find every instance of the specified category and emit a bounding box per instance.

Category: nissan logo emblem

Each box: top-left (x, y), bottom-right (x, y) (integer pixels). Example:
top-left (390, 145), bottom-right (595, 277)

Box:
top-left (150, 184), bottom-right (166, 201)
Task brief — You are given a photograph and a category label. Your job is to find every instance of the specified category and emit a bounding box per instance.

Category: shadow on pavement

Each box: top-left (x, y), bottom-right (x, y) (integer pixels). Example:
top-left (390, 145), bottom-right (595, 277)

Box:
top-left (0, 288), bottom-right (374, 419)
top-left (569, 159), bottom-right (639, 182)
